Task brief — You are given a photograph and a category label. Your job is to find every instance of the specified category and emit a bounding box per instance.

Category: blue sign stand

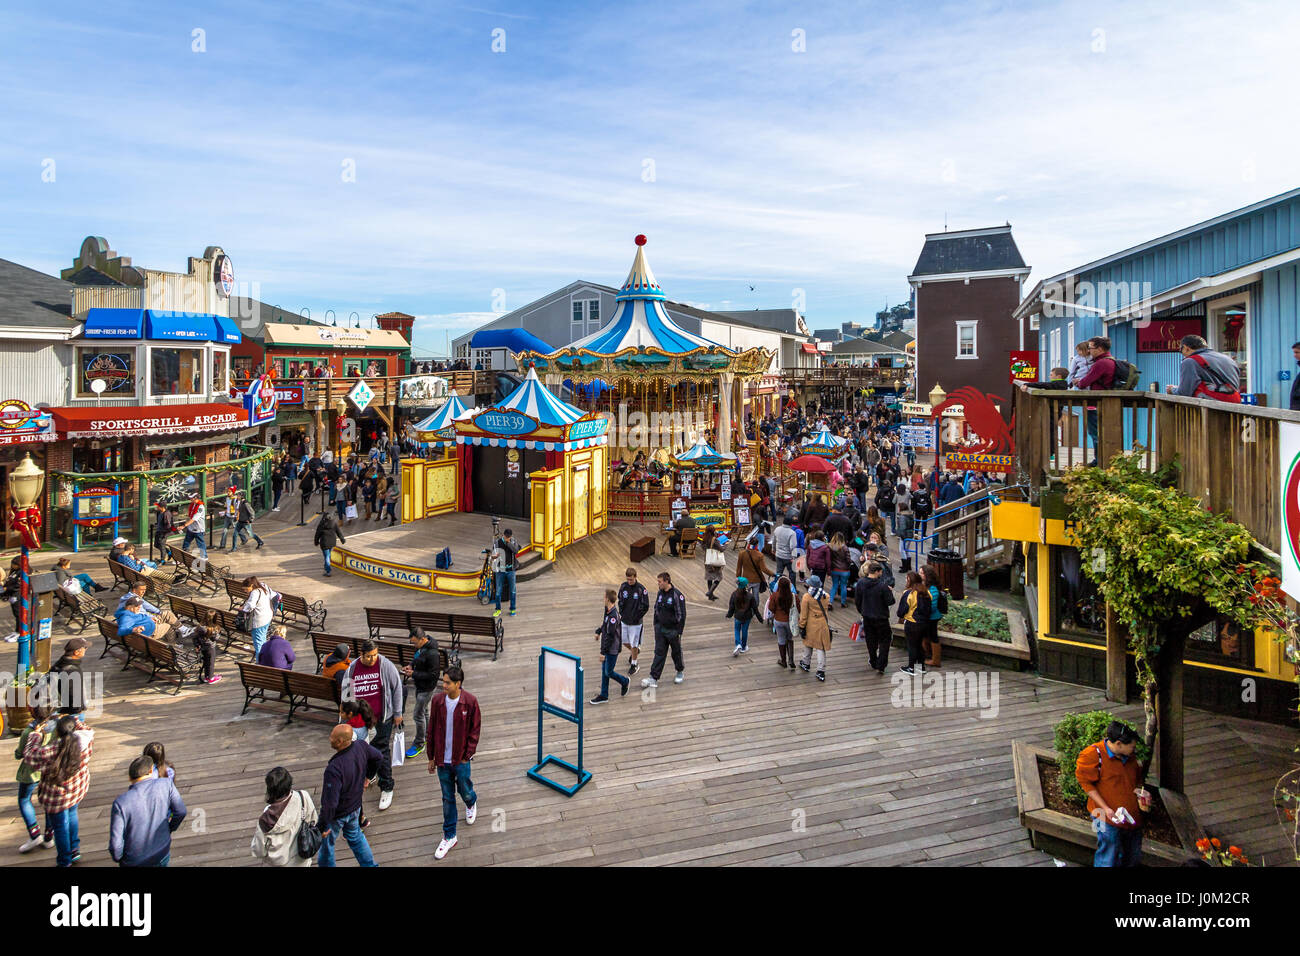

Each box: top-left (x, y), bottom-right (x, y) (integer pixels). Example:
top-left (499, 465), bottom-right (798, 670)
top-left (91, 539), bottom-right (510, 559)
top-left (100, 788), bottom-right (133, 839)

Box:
top-left (526, 647), bottom-right (592, 797)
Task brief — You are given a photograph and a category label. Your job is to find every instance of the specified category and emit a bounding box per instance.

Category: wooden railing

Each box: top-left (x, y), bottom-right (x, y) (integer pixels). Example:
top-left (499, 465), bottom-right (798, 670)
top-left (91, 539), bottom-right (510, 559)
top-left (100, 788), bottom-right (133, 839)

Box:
top-left (235, 371), bottom-right (497, 411)
top-left (1012, 386), bottom-right (1294, 556)
top-left (781, 367), bottom-right (907, 389)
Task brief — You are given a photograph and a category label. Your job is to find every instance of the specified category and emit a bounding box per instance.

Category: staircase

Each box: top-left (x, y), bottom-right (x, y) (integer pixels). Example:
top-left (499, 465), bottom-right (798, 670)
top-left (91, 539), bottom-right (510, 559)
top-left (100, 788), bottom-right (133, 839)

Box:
top-left (903, 484), bottom-right (1026, 577)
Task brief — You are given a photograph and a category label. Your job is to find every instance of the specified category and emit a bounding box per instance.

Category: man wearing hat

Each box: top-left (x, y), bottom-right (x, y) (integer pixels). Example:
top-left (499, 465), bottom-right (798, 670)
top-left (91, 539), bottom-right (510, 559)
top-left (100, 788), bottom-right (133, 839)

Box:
top-left (182, 493), bottom-right (208, 559)
top-left (46, 637), bottom-right (90, 715)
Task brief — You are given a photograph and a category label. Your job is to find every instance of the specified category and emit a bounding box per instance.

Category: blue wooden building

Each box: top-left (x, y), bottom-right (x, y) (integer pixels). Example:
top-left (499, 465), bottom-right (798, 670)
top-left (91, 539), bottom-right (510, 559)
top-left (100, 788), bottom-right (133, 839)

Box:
top-left (1016, 188), bottom-right (1300, 408)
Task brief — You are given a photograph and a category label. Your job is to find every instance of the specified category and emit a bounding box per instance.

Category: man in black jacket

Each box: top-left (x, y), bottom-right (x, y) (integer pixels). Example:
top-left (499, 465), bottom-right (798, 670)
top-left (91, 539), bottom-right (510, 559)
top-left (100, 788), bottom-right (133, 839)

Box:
top-left (617, 568), bottom-right (650, 675)
top-left (317, 724), bottom-right (381, 867)
top-left (403, 627), bottom-right (442, 757)
top-left (641, 572), bottom-right (686, 689)
top-left (590, 589), bottom-right (629, 704)
top-left (853, 563), bottom-right (896, 674)
top-left (313, 511), bottom-right (346, 576)
top-left (823, 503), bottom-right (854, 543)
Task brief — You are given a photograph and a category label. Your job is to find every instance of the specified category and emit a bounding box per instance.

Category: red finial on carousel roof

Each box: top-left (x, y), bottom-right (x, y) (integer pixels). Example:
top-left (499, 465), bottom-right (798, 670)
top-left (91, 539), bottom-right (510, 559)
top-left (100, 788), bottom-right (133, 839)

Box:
top-left (635, 234), bottom-right (647, 246)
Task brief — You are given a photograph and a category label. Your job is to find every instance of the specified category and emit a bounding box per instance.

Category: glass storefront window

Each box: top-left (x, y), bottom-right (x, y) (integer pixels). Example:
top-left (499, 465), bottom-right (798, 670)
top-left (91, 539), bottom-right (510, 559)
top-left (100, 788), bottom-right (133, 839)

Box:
top-left (151, 347), bottom-right (205, 397)
top-left (72, 443), bottom-right (128, 474)
top-left (77, 347), bottom-right (137, 398)
top-left (213, 350), bottom-right (229, 395)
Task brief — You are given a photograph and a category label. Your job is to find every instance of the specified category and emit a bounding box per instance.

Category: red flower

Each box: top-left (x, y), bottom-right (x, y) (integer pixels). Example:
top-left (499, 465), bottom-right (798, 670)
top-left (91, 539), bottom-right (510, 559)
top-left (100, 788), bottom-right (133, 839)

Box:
top-left (1211, 838), bottom-right (1221, 848)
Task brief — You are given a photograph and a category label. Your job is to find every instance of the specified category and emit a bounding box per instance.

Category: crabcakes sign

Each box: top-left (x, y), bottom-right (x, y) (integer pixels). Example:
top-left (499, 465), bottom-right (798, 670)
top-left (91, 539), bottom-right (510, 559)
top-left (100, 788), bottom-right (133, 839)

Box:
top-left (1279, 422), bottom-right (1300, 599)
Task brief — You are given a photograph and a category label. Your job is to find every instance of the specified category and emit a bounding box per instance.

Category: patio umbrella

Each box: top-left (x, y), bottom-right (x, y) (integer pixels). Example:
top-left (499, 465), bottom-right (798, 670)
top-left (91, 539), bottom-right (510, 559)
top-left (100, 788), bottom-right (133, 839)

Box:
top-left (786, 454), bottom-right (838, 474)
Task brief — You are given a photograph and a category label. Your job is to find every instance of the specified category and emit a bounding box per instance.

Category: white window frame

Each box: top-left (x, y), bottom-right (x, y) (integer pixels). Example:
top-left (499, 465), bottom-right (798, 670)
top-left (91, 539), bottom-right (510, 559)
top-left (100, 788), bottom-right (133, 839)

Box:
top-left (1207, 293), bottom-right (1251, 394)
top-left (1066, 321), bottom-right (1075, 364)
top-left (210, 347), bottom-right (230, 399)
top-left (955, 320), bottom-right (978, 359)
top-left (1049, 328), bottom-right (1062, 372)
top-left (147, 344), bottom-right (207, 400)
top-left (585, 298), bottom-right (601, 335)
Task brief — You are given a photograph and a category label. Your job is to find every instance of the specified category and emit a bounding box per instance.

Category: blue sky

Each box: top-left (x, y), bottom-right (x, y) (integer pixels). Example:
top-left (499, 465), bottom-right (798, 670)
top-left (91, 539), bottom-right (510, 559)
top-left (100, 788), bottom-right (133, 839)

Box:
top-left (1, 0), bottom-right (1297, 355)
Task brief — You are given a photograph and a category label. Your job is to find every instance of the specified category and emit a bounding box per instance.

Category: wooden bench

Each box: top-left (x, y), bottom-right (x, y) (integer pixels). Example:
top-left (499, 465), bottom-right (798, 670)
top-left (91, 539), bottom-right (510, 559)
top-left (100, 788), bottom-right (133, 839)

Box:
top-left (56, 588), bottom-right (107, 633)
top-left (226, 579), bottom-right (326, 631)
top-left (237, 662), bottom-right (341, 724)
top-left (630, 536), bottom-right (655, 562)
top-left (108, 625), bottom-right (200, 693)
top-left (120, 563), bottom-right (187, 603)
top-left (363, 607), bottom-right (503, 661)
top-left (96, 615), bottom-right (128, 661)
top-left (309, 631), bottom-right (448, 680)
top-left (168, 545), bottom-right (228, 595)
top-left (166, 596), bottom-right (251, 655)
top-left (106, 558), bottom-right (130, 592)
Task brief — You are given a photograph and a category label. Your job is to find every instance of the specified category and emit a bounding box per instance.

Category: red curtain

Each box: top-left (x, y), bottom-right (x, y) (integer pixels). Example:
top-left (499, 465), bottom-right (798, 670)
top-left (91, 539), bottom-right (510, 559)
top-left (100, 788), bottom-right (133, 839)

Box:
top-left (458, 443), bottom-right (473, 511)
top-left (545, 448), bottom-right (563, 470)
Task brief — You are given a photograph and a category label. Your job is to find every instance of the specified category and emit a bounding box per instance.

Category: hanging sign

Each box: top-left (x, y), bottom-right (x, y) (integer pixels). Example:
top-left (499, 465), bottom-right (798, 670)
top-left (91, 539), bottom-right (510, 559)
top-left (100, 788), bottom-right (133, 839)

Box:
top-left (1138, 318), bottom-right (1206, 353)
top-left (243, 375), bottom-right (278, 426)
top-left (473, 410), bottom-right (540, 437)
top-left (899, 425), bottom-right (934, 449)
top-left (943, 452), bottom-right (1016, 473)
top-left (348, 378), bottom-right (374, 412)
top-left (1010, 350), bottom-right (1040, 384)
top-left (0, 400), bottom-right (55, 445)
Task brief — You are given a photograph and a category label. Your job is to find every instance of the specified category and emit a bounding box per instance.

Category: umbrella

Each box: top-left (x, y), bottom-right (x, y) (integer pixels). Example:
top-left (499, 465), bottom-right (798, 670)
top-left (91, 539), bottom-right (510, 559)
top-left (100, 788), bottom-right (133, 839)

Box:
top-left (786, 454), bottom-right (838, 474)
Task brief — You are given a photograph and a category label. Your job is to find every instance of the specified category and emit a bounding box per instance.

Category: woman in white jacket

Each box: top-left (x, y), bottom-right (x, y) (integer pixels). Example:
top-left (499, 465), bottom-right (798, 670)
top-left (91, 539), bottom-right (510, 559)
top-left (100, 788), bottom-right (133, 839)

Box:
top-left (240, 576), bottom-right (276, 659)
top-left (251, 767), bottom-right (316, 867)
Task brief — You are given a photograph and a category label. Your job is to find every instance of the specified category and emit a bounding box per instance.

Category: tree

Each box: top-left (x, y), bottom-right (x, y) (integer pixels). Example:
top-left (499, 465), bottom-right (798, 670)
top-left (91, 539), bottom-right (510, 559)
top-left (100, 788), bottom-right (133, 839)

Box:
top-left (1063, 451), bottom-right (1297, 791)
top-left (875, 302), bottom-right (913, 331)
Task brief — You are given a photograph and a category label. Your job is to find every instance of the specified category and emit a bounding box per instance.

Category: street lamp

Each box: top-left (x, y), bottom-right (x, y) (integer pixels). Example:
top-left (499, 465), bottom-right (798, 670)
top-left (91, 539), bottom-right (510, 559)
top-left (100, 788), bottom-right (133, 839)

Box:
top-left (928, 382), bottom-right (947, 409)
top-left (7, 453), bottom-right (46, 680)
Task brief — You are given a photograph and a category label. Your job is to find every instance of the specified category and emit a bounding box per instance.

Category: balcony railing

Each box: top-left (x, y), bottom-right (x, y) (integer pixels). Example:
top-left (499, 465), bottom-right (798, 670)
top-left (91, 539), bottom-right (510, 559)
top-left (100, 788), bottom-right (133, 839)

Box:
top-left (781, 367), bottom-right (908, 388)
top-left (1012, 386), bottom-right (1294, 556)
top-left (233, 371), bottom-right (497, 411)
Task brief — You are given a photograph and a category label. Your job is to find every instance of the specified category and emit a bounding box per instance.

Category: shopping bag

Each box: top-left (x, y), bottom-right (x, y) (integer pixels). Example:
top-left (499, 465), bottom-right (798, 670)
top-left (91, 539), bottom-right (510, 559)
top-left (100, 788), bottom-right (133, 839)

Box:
top-left (849, 621), bottom-right (862, 642)
top-left (391, 730), bottom-right (406, 767)
top-left (705, 547), bottom-right (726, 567)
top-left (762, 595), bottom-right (773, 623)
top-left (794, 551), bottom-right (808, 574)
top-left (345, 503), bottom-right (358, 520)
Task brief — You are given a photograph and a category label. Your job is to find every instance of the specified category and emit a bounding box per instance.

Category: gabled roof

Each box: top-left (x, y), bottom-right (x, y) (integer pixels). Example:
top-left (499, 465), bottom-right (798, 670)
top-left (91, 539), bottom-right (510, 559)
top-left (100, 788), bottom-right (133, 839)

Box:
top-left (0, 257), bottom-right (78, 331)
top-left (909, 225), bottom-right (1029, 280)
top-left (714, 309), bottom-right (807, 336)
top-left (882, 330), bottom-right (915, 350)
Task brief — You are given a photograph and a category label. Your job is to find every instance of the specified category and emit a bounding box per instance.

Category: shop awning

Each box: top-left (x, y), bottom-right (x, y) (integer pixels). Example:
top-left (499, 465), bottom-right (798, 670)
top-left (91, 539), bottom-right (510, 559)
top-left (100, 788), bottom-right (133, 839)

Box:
top-left (801, 343), bottom-right (819, 354)
top-left (144, 311), bottom-right (241, 343)
top-left (52, 402), bottom-right (247, 439)
top-left (83, 308), bottom-right (145, 339)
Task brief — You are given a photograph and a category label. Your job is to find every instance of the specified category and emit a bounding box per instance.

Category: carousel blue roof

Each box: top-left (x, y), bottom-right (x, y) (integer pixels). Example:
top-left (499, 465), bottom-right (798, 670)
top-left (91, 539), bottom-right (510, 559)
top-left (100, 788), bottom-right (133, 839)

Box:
top-left (469, 328), bottom-right (553, 353)
top-left (671, 437), bottom-right (737, 470)
top-left (495, 366), bottom-right (586, 426)
top-left (567, 236), bottom-right (731, 355)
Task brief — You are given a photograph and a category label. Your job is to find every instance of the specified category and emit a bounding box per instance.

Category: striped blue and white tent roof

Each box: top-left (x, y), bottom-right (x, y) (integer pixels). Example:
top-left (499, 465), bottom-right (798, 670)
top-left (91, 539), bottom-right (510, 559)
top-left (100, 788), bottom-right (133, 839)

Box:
top-left (566, 237), bottom-right (732, 356)
top-left (802, 424), bottom-right (849, 460)
top-left (495, 366), bottom-right (586, 427)
top-left (456, 435), bottom-right (607, 451)
top-left (671, 437), bottom-right (737, 470)
top-left (412, 393), bottom-right (469, 437)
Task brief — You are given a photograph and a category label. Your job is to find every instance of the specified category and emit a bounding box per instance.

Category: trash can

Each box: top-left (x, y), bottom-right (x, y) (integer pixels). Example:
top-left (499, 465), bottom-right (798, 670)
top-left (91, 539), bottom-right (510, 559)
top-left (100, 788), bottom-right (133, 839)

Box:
top-left (927, 548), bottom-right (965, 601)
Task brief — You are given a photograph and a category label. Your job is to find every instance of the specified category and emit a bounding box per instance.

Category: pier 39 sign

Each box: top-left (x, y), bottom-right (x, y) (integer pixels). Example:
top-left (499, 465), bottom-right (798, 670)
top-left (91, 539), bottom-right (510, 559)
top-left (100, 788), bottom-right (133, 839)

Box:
top-left (474, 410), bottom-right (540, 437)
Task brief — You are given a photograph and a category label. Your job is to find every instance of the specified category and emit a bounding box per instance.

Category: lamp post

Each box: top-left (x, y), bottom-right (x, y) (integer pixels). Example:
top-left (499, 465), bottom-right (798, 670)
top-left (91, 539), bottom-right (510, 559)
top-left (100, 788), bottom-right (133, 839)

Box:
top-left (7, 453), bottom-right (46, 681)
top-left (928, 383), bottom-right (947, 465)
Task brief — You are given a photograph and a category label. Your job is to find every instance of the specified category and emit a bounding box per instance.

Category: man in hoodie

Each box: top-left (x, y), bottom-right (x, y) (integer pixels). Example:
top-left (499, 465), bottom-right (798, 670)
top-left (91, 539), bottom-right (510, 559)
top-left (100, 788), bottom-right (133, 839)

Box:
top-left (404, 627), bottom-right (442, 758)
top-left (590, 588), bottom-right (629, 704)
top-left (342, 641), bottom-right (403, 811)
top-left (617, 568), bottom-right (650, 676)
top-left (313, 510), bottom-right (346, 576)
top-left (853, 562), bottom-right (896, 674)
top-left (641, 571), bottom-right (687, 689)
top-left (317, 724), bottom-right (381, 867)
top-left (772, 516), bottom-right (798, 586)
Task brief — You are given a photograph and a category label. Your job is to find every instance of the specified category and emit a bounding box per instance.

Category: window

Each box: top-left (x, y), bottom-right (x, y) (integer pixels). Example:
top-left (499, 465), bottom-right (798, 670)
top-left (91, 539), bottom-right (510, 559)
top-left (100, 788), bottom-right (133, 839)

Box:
top-left (77, 347), bottom-right (136, 398)
top-left (212, 350), bottom-right (229, 395)
top-left (1066, 321), bottom-right (1075, 362)
top-left (150, 347), bottom-right (205, 397)
top-left (572, 300), bottom-right (584, 337)
top-left (955, 321), bottom-right (978, 359)
top-left (1208, 297), bottom-right (1249, 393)
top-left (573, 297), bottom-right (600, 337)
top-left (1049, 328), bottom-right (1062, 371)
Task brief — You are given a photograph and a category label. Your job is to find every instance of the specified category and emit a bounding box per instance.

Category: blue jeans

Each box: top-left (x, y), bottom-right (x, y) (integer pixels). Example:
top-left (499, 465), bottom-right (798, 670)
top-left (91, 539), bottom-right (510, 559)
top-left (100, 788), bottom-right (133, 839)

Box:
top-left (182, 529), bottom-right (207, 558)
top-left (495, 570), bottom-right (516, 611)
top-left (599, 651), bottom-right (628, 698)
top-left (272, 489), bottom-right (282, 509)
top-left (336, 500), bottom-right (347, 520)
top-left (1094, 820), bottom-right (1143, 867)
top-left (733, 617), bottom-right (751, 649)
top-left (233, 522), bottom-right (263, 548)
top-left (437, 762), bottom-right (477, 840)
top-left (775, 557), bottom-right (795, 584)
top-left (830, 571), bottom-right (849, 605)
top-left (321, 548), bottom-right (333, 573)
top-left (49, 805), bottom-right (80, 867)
top-left (317, 808), bottom-right (376, 867)
top-left (218, 517), bottom-right (235, 549)
top-left (18, 781), bottom-right (45, 835)
top-left (250, 624), bottom-right (269, 658)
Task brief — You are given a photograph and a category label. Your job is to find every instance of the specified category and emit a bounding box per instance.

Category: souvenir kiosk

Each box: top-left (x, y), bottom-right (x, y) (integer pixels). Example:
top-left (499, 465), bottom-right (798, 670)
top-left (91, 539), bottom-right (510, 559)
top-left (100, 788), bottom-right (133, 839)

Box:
top-left (453, 368), bottom-right (610, 562)
top-left (400, 393), bottom-right (469, 524)
top-left (666, 438), bottom-right (741, 532)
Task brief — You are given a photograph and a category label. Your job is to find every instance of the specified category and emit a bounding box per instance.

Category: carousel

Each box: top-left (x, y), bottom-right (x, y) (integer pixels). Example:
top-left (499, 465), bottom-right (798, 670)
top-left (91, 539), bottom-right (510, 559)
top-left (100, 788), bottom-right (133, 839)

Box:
top-left (666, 437), bottom-right (744, 531)
top-left (515, 235), bottom-right (772, 466)
top-left (800, 423), bottom-right (850, 462)
top-left (408, 393), bottom-right (469, 457)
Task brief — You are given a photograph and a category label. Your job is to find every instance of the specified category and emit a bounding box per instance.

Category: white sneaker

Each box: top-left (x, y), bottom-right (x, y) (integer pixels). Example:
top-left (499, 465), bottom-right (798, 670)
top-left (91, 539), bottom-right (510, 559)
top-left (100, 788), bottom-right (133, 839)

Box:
top-left (2, 633), bottom-right (17, 643)
top-left (378, 789), bottom-right (394, 811)
top-left (640, 677), bottom-right (657, 688)
top-left (272, 507), bottom-right (280, 512)
top-left (465, 803), bottom-right (477, 825)
top-left (41, 835), bottom-right (53, 849)
top-left (674, 671), bottom-right (685, 684)
top-left (435, 835), bottom-right (458, 859)
top-left (18, 835), bottom-right (43, 853)
top-left (732, 645), bottom-right (742, 657)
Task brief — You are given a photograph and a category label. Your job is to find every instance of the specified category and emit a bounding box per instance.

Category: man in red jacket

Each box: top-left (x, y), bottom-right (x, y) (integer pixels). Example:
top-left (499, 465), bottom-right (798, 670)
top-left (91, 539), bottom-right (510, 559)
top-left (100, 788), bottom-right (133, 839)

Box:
top-left (426, 664), bottom-right (481, 860)
top-left (1075, 337), bottom-right (1118, 466)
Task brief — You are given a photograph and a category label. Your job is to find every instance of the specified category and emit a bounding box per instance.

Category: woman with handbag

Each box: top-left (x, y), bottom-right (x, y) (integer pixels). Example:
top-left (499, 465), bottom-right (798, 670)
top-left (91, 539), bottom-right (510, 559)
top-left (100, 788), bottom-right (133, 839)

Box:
top-left (251, 766), bottom-right (318, 867)
top-left (240, 576), bottom-right (276, 660)
top-left (735, 538), bottom-right (768, 605)
top-left (896, 571), bottom-right (932, 674)
top-left (726, 578), bottom-right (758, 656)
top-left (797, 574), bottom-right (832, 682)
top-left (701, 527), bottom-right (725, 601)
top-left (770, 576), bottom-right (797, 670)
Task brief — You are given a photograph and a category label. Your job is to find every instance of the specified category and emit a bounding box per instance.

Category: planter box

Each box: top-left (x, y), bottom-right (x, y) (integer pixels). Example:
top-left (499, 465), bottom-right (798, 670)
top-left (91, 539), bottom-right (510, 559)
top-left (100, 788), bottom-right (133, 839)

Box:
top-left (890, 607), bottom-right (1030, 670)
top-left (1012, 741), bottom-right (1205, 866)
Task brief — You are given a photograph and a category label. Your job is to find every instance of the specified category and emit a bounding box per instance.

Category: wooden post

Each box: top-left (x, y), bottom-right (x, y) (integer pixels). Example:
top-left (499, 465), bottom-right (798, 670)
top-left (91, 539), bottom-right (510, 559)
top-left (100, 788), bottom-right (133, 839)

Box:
top-left (1155, 632), bottom-right (1186, 792)
top-left (1105, 604), bottom-right (1127, 704)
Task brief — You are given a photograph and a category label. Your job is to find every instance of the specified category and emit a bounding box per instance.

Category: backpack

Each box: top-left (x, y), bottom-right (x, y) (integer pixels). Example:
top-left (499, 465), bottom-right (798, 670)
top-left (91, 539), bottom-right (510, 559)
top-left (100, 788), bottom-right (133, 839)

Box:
top-left (434, 547), bottom-right (452, 570)
top-left (1110, 359), bottom-right (1141, 390)
top-left (910, 489), bottom-right (932, 516)
top-left (936, 589), bottom-right (949, 615)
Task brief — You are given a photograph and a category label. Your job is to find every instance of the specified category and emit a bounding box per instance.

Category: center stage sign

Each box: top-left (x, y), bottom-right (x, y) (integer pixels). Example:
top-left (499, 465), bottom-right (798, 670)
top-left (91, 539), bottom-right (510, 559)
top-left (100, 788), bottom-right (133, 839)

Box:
top-left (339, 552), bottom-right (433, 589)
top-left (943, 452), bottom-right (1016, 473)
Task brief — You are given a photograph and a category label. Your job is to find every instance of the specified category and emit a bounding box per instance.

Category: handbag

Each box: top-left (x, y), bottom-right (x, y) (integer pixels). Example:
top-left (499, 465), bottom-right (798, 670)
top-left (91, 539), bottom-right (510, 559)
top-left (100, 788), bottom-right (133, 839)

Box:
top-left (294, 791), bottom-right (322, 860)
top-left (391, 729), bottom-right (406, 767)
top-left (235, 609), bottom-right (249, 631)
top-left (704, 548), bottom-right (726, 567)
top-left (849, 621), bottom-right (862, 642)
top-left (345, 503), bottom-right (358, 520)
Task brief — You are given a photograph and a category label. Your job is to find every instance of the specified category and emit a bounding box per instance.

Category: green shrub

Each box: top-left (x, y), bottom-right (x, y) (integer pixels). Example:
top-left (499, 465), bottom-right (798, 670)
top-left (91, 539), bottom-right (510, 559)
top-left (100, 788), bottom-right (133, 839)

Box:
top-left (1053, 710), bottom-right (1150, 806)
top-left (938, 602), bottom-right (1011, 642)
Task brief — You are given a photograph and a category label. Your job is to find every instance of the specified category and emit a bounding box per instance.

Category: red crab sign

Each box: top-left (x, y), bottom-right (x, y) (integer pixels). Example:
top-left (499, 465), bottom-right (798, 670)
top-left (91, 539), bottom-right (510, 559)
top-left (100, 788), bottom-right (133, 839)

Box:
top-left (931, 387), bottom-right (1014, 455)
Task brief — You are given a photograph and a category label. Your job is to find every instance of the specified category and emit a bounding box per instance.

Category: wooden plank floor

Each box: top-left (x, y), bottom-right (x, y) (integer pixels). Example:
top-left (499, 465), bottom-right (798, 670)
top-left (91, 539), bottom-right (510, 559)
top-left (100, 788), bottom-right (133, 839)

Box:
top-left (1, 510), bottom-right (1294, 867)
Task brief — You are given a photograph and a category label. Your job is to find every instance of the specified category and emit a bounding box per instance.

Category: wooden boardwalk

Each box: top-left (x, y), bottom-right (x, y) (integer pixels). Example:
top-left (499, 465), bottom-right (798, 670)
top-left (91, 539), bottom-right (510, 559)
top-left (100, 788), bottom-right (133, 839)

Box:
top-left (1, 511), bottom-right (1295, 867)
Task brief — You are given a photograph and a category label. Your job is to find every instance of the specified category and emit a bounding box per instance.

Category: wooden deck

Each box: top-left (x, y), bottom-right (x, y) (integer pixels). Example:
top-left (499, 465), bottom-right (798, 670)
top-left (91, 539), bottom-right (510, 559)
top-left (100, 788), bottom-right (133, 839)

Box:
top-left (2, 511), bottom-right (1295, 867)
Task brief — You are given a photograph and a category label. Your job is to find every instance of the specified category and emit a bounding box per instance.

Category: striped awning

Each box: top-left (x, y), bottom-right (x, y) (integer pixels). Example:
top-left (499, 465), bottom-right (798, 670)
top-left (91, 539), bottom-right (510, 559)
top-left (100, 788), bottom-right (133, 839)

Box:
top-left (456, 434), bottom-right (608, 451)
